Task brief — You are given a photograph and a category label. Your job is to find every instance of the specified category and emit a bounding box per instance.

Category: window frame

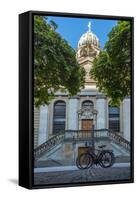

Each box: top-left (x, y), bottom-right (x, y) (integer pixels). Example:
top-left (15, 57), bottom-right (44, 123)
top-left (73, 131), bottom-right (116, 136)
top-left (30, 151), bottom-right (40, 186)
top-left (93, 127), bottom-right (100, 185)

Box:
top-left (53, 100), bottom-right (66, 134)
top-left (108, 105), bottom-right (120, 132)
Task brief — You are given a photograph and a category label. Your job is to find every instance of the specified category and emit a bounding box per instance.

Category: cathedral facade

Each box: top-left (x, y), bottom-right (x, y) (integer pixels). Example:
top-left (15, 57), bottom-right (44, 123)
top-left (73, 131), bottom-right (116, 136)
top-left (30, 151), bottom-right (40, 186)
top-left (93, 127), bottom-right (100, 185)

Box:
top-left (34, 24), bottom-right (130, 159)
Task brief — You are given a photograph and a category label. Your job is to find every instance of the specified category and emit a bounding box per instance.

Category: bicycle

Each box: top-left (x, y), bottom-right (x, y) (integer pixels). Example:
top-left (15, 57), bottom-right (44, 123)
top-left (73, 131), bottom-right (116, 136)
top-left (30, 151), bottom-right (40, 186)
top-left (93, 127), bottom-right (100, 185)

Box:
top-left (76, 145), bottom-right (115, 169)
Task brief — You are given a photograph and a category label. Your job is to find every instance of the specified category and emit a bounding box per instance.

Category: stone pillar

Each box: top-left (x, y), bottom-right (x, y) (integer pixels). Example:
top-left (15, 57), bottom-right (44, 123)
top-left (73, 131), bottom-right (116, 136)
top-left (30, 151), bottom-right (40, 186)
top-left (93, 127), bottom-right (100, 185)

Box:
top-left (96, 95), bottom-right (107, 129)
top-left (67, 97), bottom-right (79, 130)
top-left (38, 105), bottom-right (48, 145)
top-left (123, 97), bottom-right (130, 141)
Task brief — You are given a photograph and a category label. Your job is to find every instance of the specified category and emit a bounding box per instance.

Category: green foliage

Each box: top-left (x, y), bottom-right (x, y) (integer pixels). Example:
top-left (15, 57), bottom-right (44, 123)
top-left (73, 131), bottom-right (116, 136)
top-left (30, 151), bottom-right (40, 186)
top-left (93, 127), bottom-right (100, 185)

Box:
top-left (90, 21), bottom-right (131, 105)
top-left (34, 16), bottom-right (85, 106)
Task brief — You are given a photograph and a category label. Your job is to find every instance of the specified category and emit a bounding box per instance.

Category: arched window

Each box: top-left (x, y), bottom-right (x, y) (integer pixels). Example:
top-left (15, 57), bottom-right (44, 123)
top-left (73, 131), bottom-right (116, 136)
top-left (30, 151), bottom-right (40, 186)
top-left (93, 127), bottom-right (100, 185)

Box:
top-left (53, 101), bottom-right (66, 134)
top-left (109, 106), bottom-right (120, 132)
top-left (82, 100), bottom-right (94, 110)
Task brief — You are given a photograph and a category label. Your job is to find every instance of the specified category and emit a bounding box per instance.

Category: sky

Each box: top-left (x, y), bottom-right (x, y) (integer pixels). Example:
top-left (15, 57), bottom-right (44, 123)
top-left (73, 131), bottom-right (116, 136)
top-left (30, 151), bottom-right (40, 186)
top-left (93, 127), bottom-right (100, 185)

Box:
top-left (47, 16), bottom-right (118, 50)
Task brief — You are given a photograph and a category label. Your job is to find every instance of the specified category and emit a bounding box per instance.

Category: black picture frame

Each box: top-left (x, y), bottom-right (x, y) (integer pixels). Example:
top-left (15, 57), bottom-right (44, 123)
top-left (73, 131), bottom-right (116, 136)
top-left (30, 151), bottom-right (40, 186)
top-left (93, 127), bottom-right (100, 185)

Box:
top-left (19, 10), bottom-right (134, 189)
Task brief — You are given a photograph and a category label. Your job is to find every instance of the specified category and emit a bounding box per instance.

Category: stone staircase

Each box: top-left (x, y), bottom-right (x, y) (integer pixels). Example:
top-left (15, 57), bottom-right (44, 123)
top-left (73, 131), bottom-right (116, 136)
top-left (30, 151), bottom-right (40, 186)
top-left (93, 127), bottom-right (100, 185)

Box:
top-left (34, 132), bottom-right (64, 160)
top-left (34, 129), bottom-right (130, 168)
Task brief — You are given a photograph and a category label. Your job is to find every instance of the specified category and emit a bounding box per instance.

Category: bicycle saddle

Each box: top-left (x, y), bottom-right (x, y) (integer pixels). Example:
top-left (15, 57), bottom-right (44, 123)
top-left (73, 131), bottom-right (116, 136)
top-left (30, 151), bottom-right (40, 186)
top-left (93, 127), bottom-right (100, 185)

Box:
top-left (98, 145), bottom-right (106, 149)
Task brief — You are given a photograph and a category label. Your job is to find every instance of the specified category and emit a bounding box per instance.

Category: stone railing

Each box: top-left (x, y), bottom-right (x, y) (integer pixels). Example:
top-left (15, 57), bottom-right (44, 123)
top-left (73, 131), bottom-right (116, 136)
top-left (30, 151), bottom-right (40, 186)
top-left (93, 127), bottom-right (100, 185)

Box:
top-left (34, 132), bottom-right (64, 160)
top-left (64, 129), bottom-right (108, 141)
top-left (94, 129), bottom-right (108, 138)
top-left (34, 129), bottom-right (130, 160)
top-left (108, 130), bottom-right (130, 151)
top-left (64, 129), bottom-right (130, 151)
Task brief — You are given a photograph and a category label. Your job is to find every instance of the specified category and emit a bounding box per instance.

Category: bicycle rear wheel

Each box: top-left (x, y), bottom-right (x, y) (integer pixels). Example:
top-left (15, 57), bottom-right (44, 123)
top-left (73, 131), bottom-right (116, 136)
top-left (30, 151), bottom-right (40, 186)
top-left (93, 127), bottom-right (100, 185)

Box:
top-left (100, 151), bottom-right (115, 168)
top-left (78, 153), bottom-right (93, 169)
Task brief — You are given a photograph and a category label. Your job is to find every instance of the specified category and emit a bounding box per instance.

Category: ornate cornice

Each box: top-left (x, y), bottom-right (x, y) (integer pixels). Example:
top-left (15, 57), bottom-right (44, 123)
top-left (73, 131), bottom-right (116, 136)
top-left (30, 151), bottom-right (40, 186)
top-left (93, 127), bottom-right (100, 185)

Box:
top-left (96, 95), bottom-right (107, 99)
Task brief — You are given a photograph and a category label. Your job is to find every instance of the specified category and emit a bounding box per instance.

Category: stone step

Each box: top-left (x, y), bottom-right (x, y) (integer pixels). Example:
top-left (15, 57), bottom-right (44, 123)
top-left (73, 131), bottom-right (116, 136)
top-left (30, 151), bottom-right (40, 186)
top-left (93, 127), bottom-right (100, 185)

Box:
top-left (110, 142), bottom-right (130, 156)
top-left (115, 156), bottom-right (130, 163)
top-left (35, 159), bottom-right (64, 168)
top-left (38, 143), bottom-right (62, 161)
top-left (36, 136), bottom-right (130, 163)
top-left (35, 155), bottom-right (130, 168)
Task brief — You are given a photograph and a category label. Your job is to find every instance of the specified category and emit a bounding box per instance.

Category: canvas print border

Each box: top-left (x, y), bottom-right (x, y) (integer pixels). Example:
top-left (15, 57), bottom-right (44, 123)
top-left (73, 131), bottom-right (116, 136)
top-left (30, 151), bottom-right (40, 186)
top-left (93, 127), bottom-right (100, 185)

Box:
top-left (19, 11), bottom-right (134, 189)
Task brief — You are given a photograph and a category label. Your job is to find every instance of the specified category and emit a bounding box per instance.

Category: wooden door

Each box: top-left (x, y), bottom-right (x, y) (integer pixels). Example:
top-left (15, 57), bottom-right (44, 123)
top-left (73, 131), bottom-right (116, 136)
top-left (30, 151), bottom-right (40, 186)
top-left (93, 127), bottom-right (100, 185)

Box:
top-left (81, 119), bottom-right (93, 138)
top-left (82, 119), bottom-right (93, 130)
top-left (78, 120), bottom-right (94, 157)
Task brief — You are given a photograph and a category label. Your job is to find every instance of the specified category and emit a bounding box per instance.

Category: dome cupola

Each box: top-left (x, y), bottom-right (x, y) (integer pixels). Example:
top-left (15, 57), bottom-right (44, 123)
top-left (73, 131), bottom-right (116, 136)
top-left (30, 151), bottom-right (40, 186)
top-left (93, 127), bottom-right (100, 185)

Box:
top-left (76, 22), bottom-right (100, 85)
top-left (78, 22), bottom-right (99, 48)
top-left (76, 22), bottom-right (100, 63)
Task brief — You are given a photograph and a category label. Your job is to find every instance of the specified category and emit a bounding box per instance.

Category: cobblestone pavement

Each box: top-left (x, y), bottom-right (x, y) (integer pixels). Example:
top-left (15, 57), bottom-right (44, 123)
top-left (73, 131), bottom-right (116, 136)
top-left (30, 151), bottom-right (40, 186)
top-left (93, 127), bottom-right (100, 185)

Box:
top-left (34, 166), bottom-right (130, 185)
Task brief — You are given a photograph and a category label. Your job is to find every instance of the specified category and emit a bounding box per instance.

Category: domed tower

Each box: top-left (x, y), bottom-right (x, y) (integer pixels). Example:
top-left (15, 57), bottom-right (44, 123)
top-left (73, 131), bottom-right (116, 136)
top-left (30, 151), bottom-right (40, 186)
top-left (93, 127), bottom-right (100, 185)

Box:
top-left (76, 22), bottom-right (100, 87)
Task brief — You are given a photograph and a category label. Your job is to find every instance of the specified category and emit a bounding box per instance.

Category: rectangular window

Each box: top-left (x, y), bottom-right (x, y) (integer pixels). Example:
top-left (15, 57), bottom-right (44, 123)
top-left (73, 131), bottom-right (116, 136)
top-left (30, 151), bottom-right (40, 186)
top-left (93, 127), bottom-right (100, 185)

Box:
top-left (53, 121), bottom-right (65, 134)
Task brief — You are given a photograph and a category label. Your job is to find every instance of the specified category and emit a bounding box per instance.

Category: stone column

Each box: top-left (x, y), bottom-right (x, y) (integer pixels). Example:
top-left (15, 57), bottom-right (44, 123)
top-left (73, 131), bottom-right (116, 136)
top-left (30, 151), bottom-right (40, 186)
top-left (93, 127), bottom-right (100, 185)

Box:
top-left (96, 95), bottom-right (107, 129)
top-left (123, 97), bottom-right (130, 142)
top-left (67, 97), bottom-right (79, 130)
top-left (38, 105), bottom-right (48, 145)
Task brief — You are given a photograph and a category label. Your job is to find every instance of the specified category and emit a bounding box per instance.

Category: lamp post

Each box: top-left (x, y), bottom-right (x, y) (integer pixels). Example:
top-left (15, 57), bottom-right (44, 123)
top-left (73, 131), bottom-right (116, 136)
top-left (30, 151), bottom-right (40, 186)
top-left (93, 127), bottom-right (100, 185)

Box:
top-left (91, 109), bottom-right (98, 149)
top-left (72, 136), bottom-right (76, 164)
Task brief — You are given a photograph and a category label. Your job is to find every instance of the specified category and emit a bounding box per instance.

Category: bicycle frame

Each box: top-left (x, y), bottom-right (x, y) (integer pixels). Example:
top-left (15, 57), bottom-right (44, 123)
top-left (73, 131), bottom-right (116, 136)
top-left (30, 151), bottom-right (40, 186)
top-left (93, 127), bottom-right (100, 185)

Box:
top-left (87, 148), bottom-right (114, 165)
top-left (76, 146), bottom-right (115, 169)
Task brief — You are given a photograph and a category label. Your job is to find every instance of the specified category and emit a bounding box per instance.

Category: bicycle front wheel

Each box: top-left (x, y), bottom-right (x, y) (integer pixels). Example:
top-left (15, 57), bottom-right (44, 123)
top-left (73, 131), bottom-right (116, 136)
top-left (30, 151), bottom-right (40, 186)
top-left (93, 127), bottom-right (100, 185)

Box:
top-left (100, 151), bottom-right (115, 168)
top-left (78, 153), bottom-right (93, 169)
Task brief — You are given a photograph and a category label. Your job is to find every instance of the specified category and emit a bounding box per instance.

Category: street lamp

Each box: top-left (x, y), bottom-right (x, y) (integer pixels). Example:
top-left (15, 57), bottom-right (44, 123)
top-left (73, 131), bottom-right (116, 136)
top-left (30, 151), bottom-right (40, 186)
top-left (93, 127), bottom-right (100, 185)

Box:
top-left (72, 136), bottom-right (76, 164)
top-left (91, 109), bottom-right (98, 149)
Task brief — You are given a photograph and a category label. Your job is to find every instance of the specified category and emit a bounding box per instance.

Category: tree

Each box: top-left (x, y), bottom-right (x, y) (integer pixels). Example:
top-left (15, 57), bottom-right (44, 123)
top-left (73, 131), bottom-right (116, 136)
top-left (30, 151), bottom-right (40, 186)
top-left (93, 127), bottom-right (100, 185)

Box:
top-left (34, 16), bottom-right (85, 106)
top-left (90, 21), bottom-right (131, 105)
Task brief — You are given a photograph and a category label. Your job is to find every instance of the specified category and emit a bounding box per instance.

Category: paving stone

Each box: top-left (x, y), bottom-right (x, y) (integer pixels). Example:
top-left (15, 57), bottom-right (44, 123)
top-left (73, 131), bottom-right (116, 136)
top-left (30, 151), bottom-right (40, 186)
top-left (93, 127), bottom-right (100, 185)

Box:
top-left (34, 166), bottom-right (130, 185)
